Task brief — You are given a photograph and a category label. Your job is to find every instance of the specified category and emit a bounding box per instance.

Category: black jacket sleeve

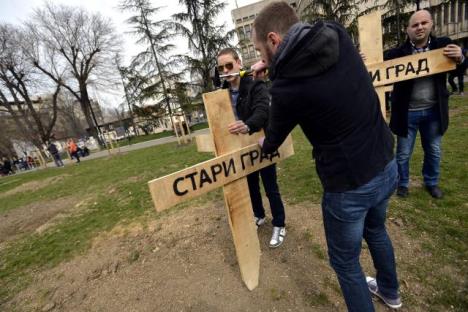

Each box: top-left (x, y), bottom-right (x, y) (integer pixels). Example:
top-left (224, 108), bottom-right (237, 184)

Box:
top-left (244, 80), bottom-right (270, 134)
top-left (262, 96), bottom-right (297, 154)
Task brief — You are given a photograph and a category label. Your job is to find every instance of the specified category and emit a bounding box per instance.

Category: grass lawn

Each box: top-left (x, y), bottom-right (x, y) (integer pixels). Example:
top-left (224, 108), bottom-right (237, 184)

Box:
top-left (0, 95), bottom-right (466, 310)
top-left (112, 130), bottom-right (176, 147)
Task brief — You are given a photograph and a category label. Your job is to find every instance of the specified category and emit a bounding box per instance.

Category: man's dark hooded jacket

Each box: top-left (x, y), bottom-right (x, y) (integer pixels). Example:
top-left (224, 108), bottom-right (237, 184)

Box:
top-left (384, 35), bottom-right (452, 137)
top-left (262, 21), bottom-right (394, 192)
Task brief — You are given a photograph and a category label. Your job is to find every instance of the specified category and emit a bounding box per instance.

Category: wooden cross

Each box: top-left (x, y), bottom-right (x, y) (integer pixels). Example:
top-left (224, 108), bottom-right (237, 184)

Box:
top-left (173, 114), bottom-right (192, 145)
top-left (148, 89), bottom-right (294, 290)
top-left (358, 11), bottom-right (456, 119)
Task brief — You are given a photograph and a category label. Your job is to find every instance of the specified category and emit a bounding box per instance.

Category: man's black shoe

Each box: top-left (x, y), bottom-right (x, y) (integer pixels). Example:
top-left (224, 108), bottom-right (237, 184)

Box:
top-left (426, 185), bottom-right (443, 199)
top-left (396, 186), bottom-right (408, 197)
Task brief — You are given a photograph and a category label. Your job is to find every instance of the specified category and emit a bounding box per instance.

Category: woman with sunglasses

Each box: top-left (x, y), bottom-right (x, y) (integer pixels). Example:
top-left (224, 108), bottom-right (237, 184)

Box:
top-left (217, 47), bottom-right (287, 248)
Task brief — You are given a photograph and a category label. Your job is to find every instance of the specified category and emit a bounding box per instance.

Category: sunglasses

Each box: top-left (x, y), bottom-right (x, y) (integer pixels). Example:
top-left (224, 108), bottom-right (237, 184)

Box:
top-left (217, 62), bottom-right (234, 72)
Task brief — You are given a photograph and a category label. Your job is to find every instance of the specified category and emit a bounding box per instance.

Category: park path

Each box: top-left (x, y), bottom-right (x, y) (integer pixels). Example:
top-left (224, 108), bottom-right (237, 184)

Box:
top-left (14, 129), bottom-right (210, 172)
top-left (76, 128), bottom-right (210, 163)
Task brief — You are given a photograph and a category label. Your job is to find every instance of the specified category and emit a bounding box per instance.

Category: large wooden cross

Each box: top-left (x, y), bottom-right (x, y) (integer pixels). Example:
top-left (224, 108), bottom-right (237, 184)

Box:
top-left (358, 11), bottom-right (456, 118)
top-left (148, 89), bottom-right (294, 290)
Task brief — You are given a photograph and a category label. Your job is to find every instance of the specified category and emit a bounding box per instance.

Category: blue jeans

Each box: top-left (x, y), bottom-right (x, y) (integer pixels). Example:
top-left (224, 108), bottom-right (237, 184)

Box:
top-left (52, 154), bottom-right (64, 167)
top-left (322, 159), bottom-right (399, 312)
top-left (247, 164), bottom-right (285, 227)
top-left (396, 107), bottom-right (442, 188)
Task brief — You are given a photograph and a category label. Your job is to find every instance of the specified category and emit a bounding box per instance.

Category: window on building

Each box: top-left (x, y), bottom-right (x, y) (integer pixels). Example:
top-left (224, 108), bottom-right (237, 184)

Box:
top-left (249, 15), bottom-right (255, 20)
top-left (236, 18), bottom-right (242, 23)
top-left (444, 3), bottom-right (449, 24)
top-left (465, 1), bottom-right (468, 20)
top-left (237, 27), bottom-right (245, 41)
top-left (244, 24), bottom-right (251, 39)
top-left (437, 6), bottom-right (442, 28)
top-left (242, 46), bottom-right (248, 59)
top-left (248, 45), bottom-right (255, 59)
top-left (459, 1), bottom-right (463, 22)
top-left (451, 1), bottom-right (456, 22)
top-left (243, 16), bottom-right (248, 21)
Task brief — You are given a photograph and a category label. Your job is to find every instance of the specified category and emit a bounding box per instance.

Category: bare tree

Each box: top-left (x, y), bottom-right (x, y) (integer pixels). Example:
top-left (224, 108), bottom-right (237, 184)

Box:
top-left (27, 2), bottom-right (121, 145)
top-left (0, 23), bottom-right (61, 152)
top-left (56, 91), bottom-right (88, 138)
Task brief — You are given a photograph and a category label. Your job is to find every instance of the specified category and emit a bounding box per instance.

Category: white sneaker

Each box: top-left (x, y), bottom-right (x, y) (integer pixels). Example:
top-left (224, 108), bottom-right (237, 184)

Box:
top-left (366, 276), bottom-right (402, 309)
top-left (269, 227), bottom-right (286, 248)
top-left (254, 217), bottom-right (266, 228)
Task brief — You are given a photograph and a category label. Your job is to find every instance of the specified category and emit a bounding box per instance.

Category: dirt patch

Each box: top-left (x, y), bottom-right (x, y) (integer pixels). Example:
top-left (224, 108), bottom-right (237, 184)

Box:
top-left (2, 199), bottom-right (447, 312)
top-left (0, 174), bottom-right (70, 199)
top-left (0, 196), bottom-right (88, 246)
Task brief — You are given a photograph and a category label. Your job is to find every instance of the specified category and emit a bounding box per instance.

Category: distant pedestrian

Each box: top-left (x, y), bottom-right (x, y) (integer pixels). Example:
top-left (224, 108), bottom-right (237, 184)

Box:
top-left (12, 156), bottom-right (20, 171)
top-left (67, 138), bottom-right (80, 163)
top-left (48, 141), bottom-right (64, 167)
top-left (448, 50), bottom-right (466, 95)
top-left (1, 157), bottom-right (14, 175)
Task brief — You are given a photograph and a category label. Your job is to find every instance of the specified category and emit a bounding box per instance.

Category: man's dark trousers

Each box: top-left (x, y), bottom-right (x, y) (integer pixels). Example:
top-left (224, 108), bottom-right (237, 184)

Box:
top-left (247, 164), bottom-right (285, 227)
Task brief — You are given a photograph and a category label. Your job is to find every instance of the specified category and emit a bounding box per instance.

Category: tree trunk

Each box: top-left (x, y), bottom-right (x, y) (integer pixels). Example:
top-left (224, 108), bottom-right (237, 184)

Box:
top-left (396, 4), bottom-right (401, 45)
top-left (79, 86), bottom-right (104, 145)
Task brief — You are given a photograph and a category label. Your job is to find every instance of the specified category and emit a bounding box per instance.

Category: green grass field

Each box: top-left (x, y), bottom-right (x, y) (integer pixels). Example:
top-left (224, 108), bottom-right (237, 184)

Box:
top-left (112, 122), bottom-right (209, 148)
top-left (0, 96), bottom-right (466, 310)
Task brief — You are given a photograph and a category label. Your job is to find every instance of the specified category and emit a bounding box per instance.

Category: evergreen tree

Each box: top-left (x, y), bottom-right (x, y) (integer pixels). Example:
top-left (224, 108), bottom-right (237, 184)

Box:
top-left (301, 0), bottom-right (365, 39)
top-left (120, 0), bottom-right (182, 131)
top-left (172, 0), bottom-right (234, 93)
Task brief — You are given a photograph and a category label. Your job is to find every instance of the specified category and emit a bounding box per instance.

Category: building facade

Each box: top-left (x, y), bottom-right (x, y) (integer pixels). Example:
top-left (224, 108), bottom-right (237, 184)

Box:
top-left (232, 0), bottom-right (468, 64)
top-left (431, 0), bottom-right (467, 46)
top-left (231, 0), bottom-right (298, 68)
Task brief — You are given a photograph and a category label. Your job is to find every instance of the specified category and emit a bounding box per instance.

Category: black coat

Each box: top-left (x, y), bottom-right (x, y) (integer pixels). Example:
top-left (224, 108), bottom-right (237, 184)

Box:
top-left (262, 21), bottom-right (394, 192)
top-left (384, 35), bottom-right (452, 137)
top-left (48, 143), bottom-right (59, 155)
top-left (223, 76), bottom-right (270, 134)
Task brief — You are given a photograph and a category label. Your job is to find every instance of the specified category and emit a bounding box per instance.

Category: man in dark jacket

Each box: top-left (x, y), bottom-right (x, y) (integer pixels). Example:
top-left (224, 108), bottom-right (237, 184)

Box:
top-left (448, 47), bottom-right (467, 95)
top-left (217, 47), bottom-right (287, 248)
top-left (48, 141), bottom-right (64, 167)
top-left (385, 10), bottom-right (465, 199)
top-left (252, 2), bottom-right (400, 311)
top-left (448, 58), bottom-right (466, 95)
top-left (1, 157), bottom-right (14, 175)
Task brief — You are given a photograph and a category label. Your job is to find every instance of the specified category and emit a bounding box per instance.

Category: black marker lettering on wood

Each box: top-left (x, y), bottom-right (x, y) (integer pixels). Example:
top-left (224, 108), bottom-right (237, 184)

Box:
top-left (416, 58), bottom-right (429, 74)
top-left (173, 176), bottom-right (188, 196)
top-left (223, 158), bottom-right (236, 176)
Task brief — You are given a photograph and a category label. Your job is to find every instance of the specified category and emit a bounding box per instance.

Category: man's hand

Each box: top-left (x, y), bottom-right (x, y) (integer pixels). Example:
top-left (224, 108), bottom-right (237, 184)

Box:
top-left (258, 137), bottom-right (265, 147)
top-left (443, 44), bottom-right (464, 64)
top-left (228, 120), bottom-right (249, 135)
top-left (251, 60), bottom-right (268, 79)
top-left (359, 51), bottom-right (367, 63)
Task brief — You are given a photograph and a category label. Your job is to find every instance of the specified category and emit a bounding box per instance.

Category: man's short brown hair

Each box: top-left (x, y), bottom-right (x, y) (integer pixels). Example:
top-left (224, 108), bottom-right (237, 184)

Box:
top-left (253, 1), bottom-right (299, 43)
top-left (217, 47), bottom-right (240, 60)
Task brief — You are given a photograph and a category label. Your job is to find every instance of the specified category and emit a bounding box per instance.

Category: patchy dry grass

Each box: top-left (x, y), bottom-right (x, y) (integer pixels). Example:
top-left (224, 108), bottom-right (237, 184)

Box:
top-left (0, 93), bottom-right (466, 311)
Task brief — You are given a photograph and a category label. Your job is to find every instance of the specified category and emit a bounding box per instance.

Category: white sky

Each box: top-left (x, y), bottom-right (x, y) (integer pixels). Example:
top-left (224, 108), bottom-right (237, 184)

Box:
top-left (0, 0), bottom-right (260, 108)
